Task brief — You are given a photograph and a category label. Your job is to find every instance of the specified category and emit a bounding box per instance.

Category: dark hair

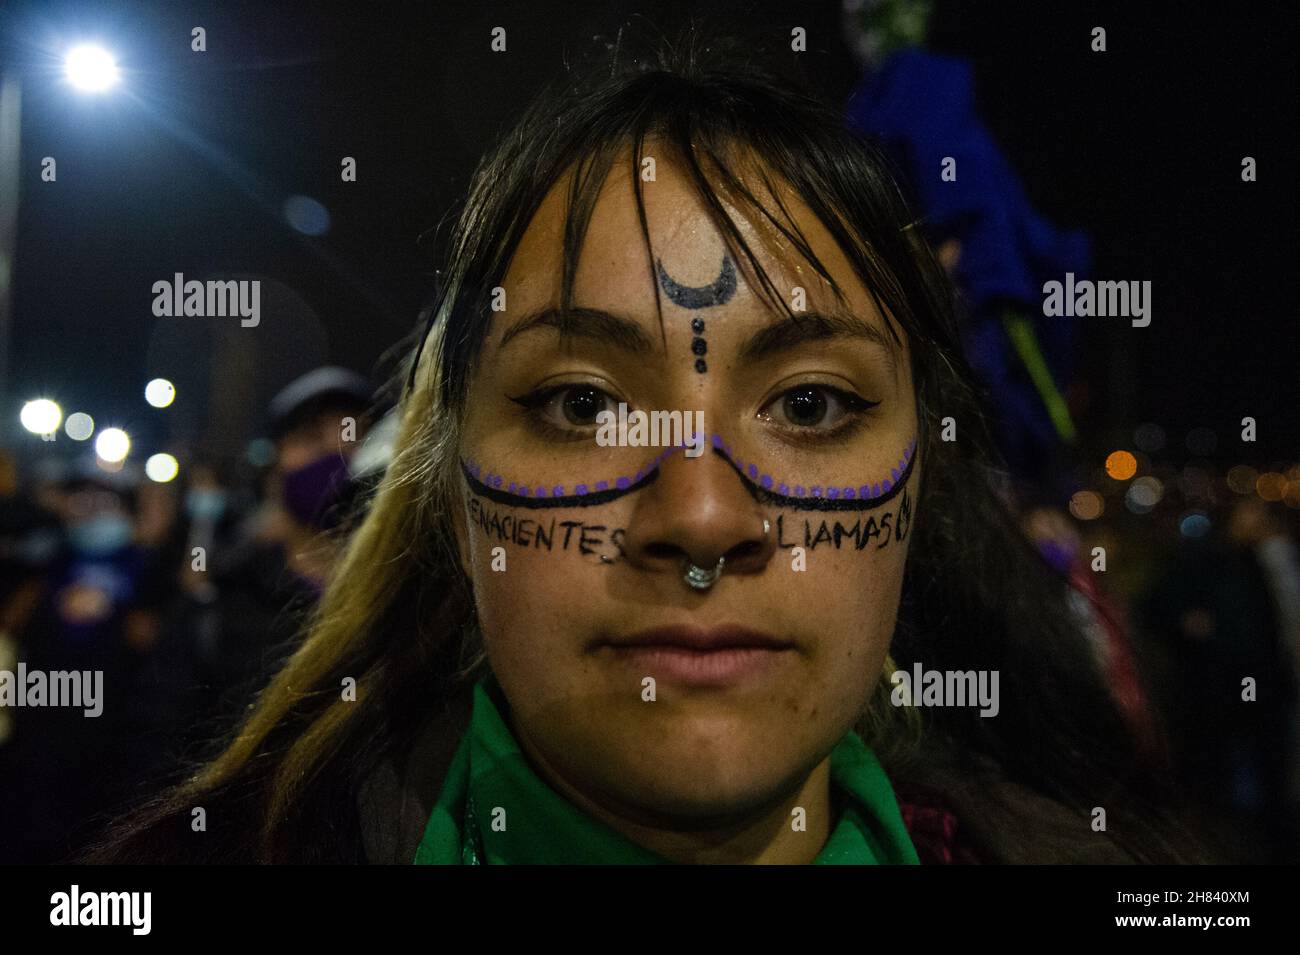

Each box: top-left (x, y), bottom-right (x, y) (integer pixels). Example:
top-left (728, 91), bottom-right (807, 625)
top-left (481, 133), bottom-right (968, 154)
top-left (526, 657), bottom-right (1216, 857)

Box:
top-left (86, 29), bottom-right (1207, 864)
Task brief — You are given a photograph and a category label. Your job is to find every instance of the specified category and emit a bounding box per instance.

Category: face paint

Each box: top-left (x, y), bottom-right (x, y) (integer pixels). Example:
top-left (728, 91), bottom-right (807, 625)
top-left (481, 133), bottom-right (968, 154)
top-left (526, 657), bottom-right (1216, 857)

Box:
top-left (713, 436), bottom-right (917, 512)
top-left (461, 449), bottom-right (677, 509)
top-left (655, 253), bottom-right (737, 374)
top-left (465, 495), bottom-right (627, 562)
top-left (462, 433), bottom-right (915, 516)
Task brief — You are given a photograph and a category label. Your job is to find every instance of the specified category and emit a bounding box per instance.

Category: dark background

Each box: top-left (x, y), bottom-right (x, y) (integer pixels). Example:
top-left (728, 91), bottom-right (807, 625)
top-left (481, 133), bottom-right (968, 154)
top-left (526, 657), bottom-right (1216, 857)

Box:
top-left (3, 0), bottom-right (1296, 466)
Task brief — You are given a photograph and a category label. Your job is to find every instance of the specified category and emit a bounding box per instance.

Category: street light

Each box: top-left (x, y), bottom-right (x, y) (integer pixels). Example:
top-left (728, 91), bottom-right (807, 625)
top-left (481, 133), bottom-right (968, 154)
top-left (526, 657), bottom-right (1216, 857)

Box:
top-left (95, 427), bottom-right (130, 463)
top-left (1, 43), bottom-right (121, 443)
top-left (64, 44), bottom-right (120, 94)
top-left (144, 377), bottom-right (175, 408)
top-left (19, 397), bottom-right (61, 435)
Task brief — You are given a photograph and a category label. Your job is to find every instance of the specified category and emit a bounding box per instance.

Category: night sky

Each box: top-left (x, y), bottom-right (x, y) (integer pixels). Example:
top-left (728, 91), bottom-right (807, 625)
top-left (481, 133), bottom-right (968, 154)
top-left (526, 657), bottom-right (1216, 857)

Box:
top-left (5, 0), bottom-right (1297, 467)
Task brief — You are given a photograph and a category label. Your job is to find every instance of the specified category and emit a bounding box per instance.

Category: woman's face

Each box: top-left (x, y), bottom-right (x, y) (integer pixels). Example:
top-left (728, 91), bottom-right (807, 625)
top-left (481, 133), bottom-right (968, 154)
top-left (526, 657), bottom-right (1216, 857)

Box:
top-left (452, 148), bottom-right (919, 827)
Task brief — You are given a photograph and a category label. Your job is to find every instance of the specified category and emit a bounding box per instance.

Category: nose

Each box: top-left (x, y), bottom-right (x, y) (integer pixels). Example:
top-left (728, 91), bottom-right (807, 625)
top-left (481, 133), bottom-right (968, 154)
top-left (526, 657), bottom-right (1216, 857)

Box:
top-left (620, 442), bottom-right (776, 579)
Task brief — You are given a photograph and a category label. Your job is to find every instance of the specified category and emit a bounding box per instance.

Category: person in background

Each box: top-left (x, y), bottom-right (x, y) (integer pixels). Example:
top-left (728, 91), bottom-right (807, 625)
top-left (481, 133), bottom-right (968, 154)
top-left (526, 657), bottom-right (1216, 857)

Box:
top-left (260, 366), bottom-right (377, 592)
top-left (1022, 505), bottom-right (1163, 763)
top-left (4, 460), bottom-right (146, 861)
top-left (179, 367), bottom-right (376, 740)
top-left (1138, 497), bottom-right (1300, 862)
top-left (1226, 498), bottom-right (1300, 858)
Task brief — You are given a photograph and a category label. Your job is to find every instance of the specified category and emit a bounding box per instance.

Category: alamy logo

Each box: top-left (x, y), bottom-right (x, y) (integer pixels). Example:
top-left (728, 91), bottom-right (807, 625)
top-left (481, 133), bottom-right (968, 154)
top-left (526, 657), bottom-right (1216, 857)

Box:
top-left (595, 403), bottom-right (705, 458)
top-left (890, 664), bottom-right (1000, 717)
top-left (1042, 272), bottom-right (1151, 327)
top-left (50, 885), bottom-right (151, 935)
top-left (0, 664), bottom-right (103, 717)
top-left (151, 273), bottom-right (260, 327)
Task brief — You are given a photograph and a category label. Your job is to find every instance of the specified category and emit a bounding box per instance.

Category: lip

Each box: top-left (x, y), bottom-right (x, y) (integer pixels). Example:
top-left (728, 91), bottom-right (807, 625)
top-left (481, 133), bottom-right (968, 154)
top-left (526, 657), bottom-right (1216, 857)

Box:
top-left (597, 625), bottom-right (796, 687)
top-left (607, 624), bottom-right (795, 652)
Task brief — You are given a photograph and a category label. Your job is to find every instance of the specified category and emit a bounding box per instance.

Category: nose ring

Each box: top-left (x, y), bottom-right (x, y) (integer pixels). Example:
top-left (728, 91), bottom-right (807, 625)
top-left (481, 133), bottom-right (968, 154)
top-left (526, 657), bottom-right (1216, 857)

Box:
top-left (681, 516), bottom-right (768, 590)
top-left (683, 556), bottom-right (726, 590)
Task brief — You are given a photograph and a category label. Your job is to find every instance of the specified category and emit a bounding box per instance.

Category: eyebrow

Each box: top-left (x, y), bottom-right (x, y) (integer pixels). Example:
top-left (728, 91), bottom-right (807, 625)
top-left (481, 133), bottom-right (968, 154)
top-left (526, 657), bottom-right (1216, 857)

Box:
top-left (498, 306), bottom-right (656, 354)
top-left (498, 304), bottom-right (897, 374)
top-left (738, 310), bottom-right (898, 374)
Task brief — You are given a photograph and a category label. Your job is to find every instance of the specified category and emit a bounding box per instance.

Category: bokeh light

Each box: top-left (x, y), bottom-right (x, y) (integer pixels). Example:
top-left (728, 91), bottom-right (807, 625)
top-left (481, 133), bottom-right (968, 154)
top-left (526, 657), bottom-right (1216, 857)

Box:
top-left (1256, 472), bottom-right (1287, 502)
top-left (95, 427), bottom-right (130, 463)
top-left (64, 411), bottom-right (95, 441)
top-left (1227, 465), bottom-right (1259, 494)
top-left (145, 378), bottom-right (176, 408)
top-left (19, 399), bottom-right (62, 435)
top-left (1105, 450), bottom-right (1138, 481)
top-left (1068, 490), bottom-right (1104, 521)
top-left (1125, 476), bottom-right (1164, 514)
top-left (64, 44), bottom-right (120, 93)
top-left (1285, 481), bottom-right (1300, 509)
top-left (1179, 512), bottom-right (1211, 538)
top-left (145, 453), bottom-right (180, 483)
top-left (283, 195), bottom-right (331, 236)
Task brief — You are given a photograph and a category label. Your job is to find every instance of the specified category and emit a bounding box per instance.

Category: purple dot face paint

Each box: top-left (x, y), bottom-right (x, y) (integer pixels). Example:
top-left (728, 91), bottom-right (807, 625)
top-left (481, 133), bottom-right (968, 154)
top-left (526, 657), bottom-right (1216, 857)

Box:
top-left (460, 436), bottom-right (916, 514)
top-left (711, 436), bottom-right (917, 512)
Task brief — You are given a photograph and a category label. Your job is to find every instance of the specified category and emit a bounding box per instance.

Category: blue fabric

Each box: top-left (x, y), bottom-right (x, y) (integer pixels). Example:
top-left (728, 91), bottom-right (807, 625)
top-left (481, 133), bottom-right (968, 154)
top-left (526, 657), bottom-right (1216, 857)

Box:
top-left (846, 47), bottom-right (1091, 474)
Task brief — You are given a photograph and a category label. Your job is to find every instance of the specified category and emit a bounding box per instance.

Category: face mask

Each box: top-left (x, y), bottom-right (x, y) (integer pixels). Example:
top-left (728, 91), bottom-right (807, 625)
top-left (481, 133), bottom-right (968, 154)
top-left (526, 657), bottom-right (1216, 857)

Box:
top-left (281, 452), bottom-right (352, 529)
top-left (68, 514), bottom-right (134, 556)
top-left (185, 488), bottom-right (229, 523)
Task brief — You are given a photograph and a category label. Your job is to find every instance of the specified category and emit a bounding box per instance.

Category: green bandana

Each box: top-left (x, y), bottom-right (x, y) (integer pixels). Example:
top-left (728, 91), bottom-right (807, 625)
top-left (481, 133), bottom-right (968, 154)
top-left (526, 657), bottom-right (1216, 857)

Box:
top-left (414, 676), bottom-right (920, 865)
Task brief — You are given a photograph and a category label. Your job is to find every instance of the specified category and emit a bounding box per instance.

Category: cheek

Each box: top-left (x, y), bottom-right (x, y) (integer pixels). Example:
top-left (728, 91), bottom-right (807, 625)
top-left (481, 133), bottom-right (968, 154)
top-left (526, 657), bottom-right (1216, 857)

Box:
top-left (767, 474), bottom-right (915, 670)
top-left (460, 493), bottom-right (629, 685)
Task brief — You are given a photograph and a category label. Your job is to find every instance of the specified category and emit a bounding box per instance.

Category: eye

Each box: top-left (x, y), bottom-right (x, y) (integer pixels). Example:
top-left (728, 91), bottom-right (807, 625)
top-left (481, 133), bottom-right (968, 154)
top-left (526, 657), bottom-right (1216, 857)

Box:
top-left (759, 384), bottom-right (878, 432)
top-left (509, 383), bottom-right (620, 432)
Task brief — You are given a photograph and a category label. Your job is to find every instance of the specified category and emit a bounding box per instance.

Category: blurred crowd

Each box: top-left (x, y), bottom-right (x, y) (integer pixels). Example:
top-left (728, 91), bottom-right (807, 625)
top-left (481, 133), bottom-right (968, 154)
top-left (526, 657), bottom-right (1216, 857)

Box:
top-left (1, 363), bottom-right (1298, 863)
top-left (0, 367), bottom-right (392, 862)
top-left (1019, 478), bottom-right (1300, 863)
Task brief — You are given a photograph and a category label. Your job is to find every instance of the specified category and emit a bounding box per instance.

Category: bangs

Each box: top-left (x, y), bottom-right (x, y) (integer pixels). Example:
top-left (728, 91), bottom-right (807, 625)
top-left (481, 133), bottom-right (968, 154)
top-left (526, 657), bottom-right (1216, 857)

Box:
top-left (551, 116), bottom-right (912, 356)
top-left (410, 52), bottom-right (942, 409)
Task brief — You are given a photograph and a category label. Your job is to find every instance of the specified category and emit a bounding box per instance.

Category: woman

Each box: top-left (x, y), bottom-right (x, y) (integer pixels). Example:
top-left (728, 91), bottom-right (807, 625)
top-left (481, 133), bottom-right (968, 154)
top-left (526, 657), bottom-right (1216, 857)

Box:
top-left (89, 37), bottom-right (1207, 864)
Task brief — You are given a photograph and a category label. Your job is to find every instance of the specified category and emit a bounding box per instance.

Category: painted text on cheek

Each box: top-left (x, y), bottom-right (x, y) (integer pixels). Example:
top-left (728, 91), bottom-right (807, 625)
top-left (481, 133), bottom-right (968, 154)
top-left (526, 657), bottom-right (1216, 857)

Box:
top-left (774, 485), bottom-right (913, 551)
top-left (468, 496), bottom-right (626, 560)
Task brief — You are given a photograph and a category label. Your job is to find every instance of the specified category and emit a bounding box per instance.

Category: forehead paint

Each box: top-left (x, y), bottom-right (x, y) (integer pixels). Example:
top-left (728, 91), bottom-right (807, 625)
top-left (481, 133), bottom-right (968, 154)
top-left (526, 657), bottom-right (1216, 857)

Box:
top-left (461, 434), bottom-right (916, 513)
top-left (655, 254), bottom-right (737, 375)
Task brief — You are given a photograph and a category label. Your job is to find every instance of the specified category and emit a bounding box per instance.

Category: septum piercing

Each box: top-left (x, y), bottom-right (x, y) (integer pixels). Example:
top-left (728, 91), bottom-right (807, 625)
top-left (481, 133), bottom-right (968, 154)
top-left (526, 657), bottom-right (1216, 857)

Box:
top-left (683, 556), bottom-right (726, 590)
top-left (682, 516), bottom-right (767, 589)
top-left (600, 517), bottom-right (768, 582)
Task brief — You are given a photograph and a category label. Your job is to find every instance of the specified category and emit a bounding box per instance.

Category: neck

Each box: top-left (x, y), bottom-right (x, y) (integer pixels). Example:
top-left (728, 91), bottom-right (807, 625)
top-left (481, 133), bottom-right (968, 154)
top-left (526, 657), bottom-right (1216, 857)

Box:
top-left (510, 714), bottom-right (834, 864)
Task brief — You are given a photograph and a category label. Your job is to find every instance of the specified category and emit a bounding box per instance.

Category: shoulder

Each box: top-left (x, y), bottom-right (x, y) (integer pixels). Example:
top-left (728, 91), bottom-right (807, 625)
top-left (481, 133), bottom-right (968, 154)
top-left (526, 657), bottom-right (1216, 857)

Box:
top-left (357, 686), bottom-right (473, 864)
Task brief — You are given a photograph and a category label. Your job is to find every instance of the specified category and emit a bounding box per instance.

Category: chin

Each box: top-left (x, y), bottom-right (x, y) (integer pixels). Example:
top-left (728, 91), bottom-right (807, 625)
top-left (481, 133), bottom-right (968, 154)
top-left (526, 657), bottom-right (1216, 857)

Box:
top-left (597, 719), bottom-right (816, 822)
